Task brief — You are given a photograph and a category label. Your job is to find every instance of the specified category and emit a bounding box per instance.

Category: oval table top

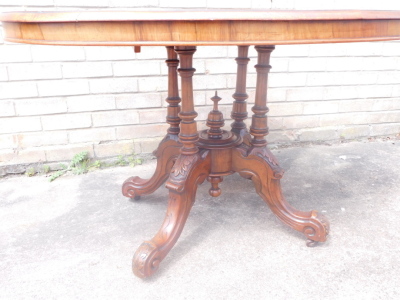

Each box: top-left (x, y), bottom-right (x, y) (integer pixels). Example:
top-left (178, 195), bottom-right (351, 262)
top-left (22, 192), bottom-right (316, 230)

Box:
top-left (2, 9), bottom-right (400, 46)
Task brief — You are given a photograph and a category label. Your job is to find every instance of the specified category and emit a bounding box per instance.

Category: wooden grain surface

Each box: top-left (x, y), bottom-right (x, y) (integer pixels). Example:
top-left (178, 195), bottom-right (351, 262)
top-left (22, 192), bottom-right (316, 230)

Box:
top-left (2, 10), bottom-right (400, 46)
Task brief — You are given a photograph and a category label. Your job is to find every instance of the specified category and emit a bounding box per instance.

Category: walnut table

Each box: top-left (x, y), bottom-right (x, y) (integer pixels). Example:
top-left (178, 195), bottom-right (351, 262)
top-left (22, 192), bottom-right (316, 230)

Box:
top-left (2, 9), bottom-right (400, 278)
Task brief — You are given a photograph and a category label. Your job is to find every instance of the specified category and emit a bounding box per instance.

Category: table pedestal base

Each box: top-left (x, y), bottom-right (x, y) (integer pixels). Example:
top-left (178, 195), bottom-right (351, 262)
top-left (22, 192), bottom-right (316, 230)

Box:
top-left (122, 45), bottom-right (329, 278)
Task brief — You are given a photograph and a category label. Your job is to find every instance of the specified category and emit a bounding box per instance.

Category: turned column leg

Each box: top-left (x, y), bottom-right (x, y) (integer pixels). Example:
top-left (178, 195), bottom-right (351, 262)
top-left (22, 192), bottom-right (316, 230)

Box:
top-left (231, 46), bottom-right (251, 143)
top-left (236, 45), bottom-right (329, 245)
top-left (175, 46), bottom-right (199, 156)
top-left (132, 46), bottom-right (208, 278)
top-left (250, 45), bottom-right (274, 149)
top-left (122, 46), bottom-right (182, 199)
top-left (165, 46), bottom-right (182, 139)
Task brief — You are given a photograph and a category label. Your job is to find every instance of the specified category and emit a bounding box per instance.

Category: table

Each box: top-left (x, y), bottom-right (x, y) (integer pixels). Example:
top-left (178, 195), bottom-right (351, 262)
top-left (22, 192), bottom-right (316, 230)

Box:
top-left (2, 9), bottom-right (400, 279)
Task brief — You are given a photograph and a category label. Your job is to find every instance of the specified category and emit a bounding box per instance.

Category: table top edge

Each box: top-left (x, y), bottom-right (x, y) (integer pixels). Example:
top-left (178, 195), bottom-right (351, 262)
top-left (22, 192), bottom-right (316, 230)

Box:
top-left (2, 9), bottom-right (400, 23)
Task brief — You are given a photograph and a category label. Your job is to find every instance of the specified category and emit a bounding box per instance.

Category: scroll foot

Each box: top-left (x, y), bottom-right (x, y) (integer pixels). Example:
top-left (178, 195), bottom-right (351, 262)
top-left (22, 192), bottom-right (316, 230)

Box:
top-left (132, 150), bottom-right (210, 278)
top-left (233, 144), bottom-right (329, 244)
top-left (122, 135), bottom-right (181, 199)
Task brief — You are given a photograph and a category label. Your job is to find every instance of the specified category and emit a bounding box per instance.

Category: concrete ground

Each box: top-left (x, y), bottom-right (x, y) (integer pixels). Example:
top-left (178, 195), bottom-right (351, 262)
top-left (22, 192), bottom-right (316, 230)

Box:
top-left (1, 139), bottom-right (400, 300)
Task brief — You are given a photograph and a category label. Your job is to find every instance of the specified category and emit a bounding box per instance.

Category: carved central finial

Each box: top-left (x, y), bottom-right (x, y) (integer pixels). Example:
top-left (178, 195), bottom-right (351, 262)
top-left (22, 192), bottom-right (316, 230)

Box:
top-left (206, 91), bottom-right (225, 139)
top-left (211, 91), bottom-right (221, 110)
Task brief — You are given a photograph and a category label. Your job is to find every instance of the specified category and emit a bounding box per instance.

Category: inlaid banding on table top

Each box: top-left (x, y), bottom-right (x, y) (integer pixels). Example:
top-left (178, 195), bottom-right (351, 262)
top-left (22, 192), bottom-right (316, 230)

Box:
top-left (2, 19), bottom-right (400, 46)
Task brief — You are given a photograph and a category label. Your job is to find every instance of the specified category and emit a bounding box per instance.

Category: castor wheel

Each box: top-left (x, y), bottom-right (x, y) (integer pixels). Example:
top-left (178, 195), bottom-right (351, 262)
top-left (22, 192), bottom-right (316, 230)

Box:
top-left (306, 239), bottom-right (319, 247)
top-left (129, 195), bottom-right (141, 202)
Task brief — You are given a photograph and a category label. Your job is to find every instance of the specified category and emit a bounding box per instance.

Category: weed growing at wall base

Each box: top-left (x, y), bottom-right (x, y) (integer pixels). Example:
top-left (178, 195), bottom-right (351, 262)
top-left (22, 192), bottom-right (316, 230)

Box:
top-left (49, 151), bottom-right (90, 182)
top-left (48, 151), bottom-right (144, 182)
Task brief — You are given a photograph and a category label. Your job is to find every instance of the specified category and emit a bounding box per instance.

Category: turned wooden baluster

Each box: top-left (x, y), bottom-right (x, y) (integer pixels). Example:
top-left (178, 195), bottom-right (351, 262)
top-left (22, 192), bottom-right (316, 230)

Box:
top-left (121, 46), bottom-right (182, 199)
top-left (231, 46), bottom-right (251, 143)
top-left (250, 45), bottom-right (274, 148)
top-left (175, 46), bottom-right (199, 155)
top-left (165, 46), bottom-right (181, 139)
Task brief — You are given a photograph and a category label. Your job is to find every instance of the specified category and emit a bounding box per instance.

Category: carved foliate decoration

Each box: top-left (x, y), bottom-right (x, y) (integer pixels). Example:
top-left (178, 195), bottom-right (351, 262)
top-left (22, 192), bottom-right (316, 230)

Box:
top-left (171, 154), bottom-right (198, 178)
top-left (166, 151), bottom-right (209, 192)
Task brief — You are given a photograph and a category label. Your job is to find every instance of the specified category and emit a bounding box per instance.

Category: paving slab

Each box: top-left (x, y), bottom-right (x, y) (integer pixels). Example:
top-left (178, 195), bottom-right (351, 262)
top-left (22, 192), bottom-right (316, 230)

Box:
top-left (1, 140), bottom-right (400, 299)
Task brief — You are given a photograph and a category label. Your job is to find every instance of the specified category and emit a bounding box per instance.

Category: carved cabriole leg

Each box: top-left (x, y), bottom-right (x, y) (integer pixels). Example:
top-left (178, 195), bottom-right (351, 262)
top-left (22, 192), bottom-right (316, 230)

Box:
top-left (232, 145), bottom-right (329, 244)
top-left (237, 45), bottom-right (329, 244)
top-left (231, 46), bottom-right (251, 144)
top-left (122, 46), bottom-right (182, 199)
top-left (132, 150), bottom-right (211, 278)
top-left (121, 139), bottom-right (181, 199)
top-left (132, 46), bottom-right (204, 278)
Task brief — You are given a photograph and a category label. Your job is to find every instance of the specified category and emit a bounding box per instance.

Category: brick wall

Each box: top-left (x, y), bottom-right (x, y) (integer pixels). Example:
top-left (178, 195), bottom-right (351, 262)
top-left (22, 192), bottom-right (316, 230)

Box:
top-left (1, 0), bottom-right (400, 172)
